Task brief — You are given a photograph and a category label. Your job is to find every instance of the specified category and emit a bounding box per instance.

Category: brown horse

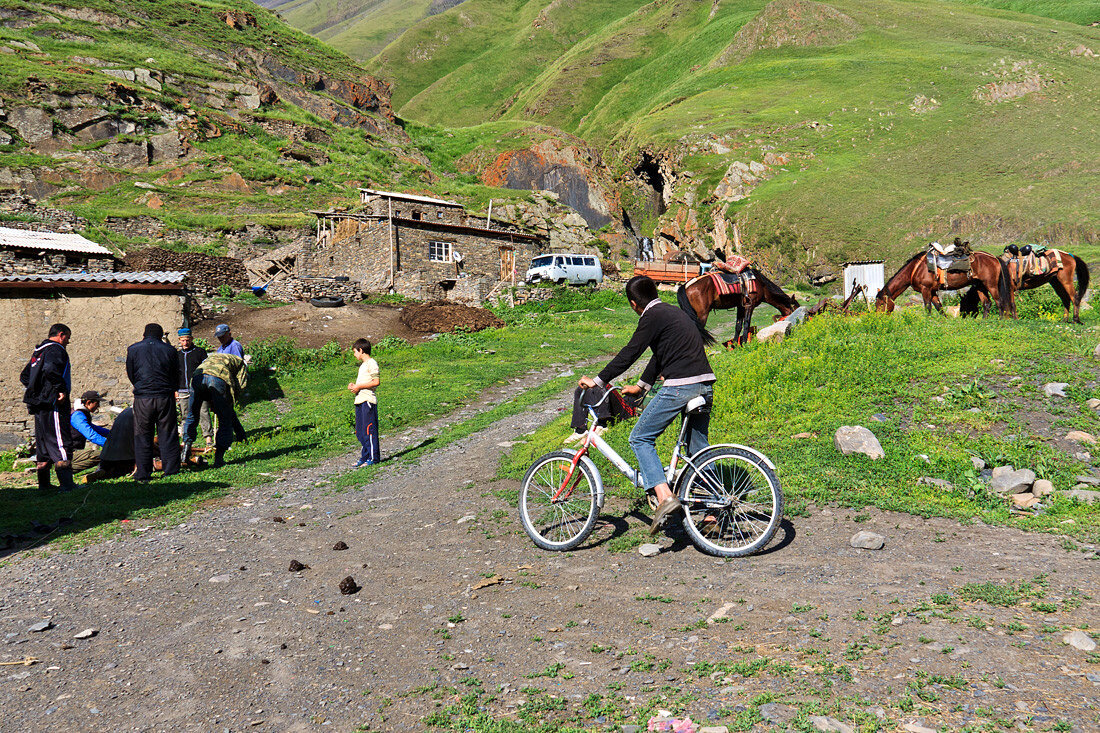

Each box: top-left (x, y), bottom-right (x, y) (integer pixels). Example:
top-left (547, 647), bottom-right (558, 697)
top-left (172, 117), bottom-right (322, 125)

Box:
top-left (875, 250), bottom-right (1011, 316)
top-left (1001, 250), bottom-right (1090, 323)
top-left (677, 269), bottom-right (800, 345)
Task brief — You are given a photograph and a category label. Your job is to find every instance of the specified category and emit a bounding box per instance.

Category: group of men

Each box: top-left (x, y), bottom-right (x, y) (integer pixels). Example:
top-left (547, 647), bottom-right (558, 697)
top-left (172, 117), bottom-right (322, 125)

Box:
top-left (20, 321), bottom-right (249, 492)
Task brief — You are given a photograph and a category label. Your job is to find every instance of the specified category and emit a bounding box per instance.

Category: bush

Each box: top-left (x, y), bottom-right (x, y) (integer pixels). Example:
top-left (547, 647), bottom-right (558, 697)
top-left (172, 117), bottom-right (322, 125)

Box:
top-left (247, 337), bottom-right (344, 372)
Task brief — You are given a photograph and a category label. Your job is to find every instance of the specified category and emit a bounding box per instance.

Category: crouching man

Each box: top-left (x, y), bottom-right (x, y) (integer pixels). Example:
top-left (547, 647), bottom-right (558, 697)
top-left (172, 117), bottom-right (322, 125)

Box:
top-left (70, 390), bottom-right (110, 473)
top-left (182, 352), bottom-right (248, 468)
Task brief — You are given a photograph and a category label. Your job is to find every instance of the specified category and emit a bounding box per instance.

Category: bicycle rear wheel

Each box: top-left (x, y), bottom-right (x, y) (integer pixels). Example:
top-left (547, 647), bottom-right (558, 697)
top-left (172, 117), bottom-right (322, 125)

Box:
top-left (676, 446), bottom-right (783, 557)
top-left (519, 451), bottom-right (600, 551)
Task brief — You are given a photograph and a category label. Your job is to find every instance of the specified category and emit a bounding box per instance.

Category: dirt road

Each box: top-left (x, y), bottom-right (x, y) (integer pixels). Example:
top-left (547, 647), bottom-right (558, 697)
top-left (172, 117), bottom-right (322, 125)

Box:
top-left (1, 368), bottom-right (1098, 732)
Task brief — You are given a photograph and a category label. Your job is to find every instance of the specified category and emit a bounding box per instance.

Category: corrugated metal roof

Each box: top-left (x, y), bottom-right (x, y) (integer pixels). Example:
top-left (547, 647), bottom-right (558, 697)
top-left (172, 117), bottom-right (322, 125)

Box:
top-left (0, 227), bottom-right (113, 255)
top-left (358, 188), bottom-right (463, 208)
top-left (0, 271), bottom-right (186, 284)
top-left (842, 260), bottom-right (885, 266)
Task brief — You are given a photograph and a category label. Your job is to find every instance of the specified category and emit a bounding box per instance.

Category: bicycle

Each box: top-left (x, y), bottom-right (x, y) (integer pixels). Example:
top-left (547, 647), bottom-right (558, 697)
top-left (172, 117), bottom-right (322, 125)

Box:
top-left (518, 386), bottom-right (783, 557)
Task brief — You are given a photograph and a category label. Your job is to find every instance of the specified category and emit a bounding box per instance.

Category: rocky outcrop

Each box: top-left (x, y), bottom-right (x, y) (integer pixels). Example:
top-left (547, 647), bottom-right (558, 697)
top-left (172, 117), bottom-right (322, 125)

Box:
top-left (480, 138), bottom-right (614, 229)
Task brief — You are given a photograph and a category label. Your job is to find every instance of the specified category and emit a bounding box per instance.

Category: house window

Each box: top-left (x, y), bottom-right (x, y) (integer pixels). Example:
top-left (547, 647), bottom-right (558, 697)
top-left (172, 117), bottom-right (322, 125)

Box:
top-left (437, 211), bottom-right (444, 219)
top-left (412, 211), bottom-right (422, 220)
top-left (429, 240), bottom-right (453, 263)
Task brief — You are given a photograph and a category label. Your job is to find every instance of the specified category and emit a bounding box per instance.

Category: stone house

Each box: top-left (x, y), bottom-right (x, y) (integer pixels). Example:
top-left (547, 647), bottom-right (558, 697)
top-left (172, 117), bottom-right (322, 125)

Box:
top-left (301, 189), bottom-right (546, 303)
top-left (0, 271), bottom-right (188, 448)
top-left (0, 227), bottom-right (116, 275)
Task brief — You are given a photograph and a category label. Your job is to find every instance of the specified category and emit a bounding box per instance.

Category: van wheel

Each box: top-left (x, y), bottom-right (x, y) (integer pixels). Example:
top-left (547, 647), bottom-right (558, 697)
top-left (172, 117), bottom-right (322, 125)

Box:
top-left (556, 277), bottom-right (567, 285)
top-left (587, 280), bottom-right (597, 287)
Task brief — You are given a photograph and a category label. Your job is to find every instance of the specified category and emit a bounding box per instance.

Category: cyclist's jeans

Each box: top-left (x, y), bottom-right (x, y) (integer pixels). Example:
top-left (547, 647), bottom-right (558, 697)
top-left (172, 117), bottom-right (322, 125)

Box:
top-left (629, 382), bottom-right (713, 490)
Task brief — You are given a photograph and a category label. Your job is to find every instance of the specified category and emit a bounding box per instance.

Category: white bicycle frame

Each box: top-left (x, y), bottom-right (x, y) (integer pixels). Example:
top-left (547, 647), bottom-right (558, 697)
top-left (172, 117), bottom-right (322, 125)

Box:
top-left (562, 385), bottom-right (710, 501)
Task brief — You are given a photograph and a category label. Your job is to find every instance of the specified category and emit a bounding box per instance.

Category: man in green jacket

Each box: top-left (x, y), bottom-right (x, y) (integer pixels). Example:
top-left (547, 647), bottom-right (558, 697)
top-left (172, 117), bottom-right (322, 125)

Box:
top-left (181, 353), bottom-right (248, 467)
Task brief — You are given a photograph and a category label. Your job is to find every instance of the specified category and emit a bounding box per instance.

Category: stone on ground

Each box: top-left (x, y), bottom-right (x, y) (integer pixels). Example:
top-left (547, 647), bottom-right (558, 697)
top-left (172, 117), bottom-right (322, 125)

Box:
top-left (970, 455), bottom-right (987, 470)
top-left (1064, 489), bottom-right (1100, 505)
top-left (73, 628), bottom-right (97, 639)
top-left (917, 477), bottom-right (954, 490)
top-left (1066, 430), bottom-right (1097, 445)
top-left (757, 318), bottom-right (792, 342)
top-left (1075, 475), bottom-right (1100, 486)
top-left (989, 466), bottom-right (1036, 494)
top-left (834, 426), bottom-right (884, 460)
top-left (1011, 493), bottom-right (1040, 509)
top-left (1087, 398), bottom-right (1100, 410)
top-left (1043, 382), bottom-right (1068, 397)
top-left (810, 715), bottom-right (855, 733)
top-left (1063, 629), bottom-right (1097, 652)
top-left (903, 724), bottom-right (937, 733)
top-left (1032, 479), bottom-right (1054, 497)
top-left (638, 543), bottom-right (662, 557)
top-left (850, 531), bottom-right (885, 550)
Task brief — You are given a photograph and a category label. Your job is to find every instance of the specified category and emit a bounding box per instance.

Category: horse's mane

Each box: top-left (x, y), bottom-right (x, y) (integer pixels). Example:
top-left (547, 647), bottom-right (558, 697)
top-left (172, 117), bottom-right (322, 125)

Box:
top-left (751, 267), bottom-right (799, 307)
top-left (877, 251), bottom-right (925, 298)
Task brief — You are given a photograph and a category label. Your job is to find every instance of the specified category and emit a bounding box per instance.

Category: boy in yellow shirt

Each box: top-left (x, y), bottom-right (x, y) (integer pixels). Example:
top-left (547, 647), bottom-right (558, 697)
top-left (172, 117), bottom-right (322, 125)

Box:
top-left (348, 339), bottom-right (380, 467)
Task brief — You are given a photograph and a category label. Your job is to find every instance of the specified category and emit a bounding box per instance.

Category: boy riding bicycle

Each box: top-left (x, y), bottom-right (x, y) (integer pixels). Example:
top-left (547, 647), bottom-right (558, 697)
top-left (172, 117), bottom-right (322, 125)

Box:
top-left (578, 275), bottom-right (716, 534)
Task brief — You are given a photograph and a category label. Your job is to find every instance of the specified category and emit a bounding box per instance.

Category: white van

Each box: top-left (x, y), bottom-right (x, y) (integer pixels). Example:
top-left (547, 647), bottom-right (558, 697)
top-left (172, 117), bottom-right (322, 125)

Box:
top-left (525, 254), bottom-right (603, 286)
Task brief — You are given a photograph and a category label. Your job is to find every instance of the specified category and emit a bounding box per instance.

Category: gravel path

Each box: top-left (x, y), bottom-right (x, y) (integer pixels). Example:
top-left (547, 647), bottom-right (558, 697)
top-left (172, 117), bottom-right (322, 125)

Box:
top-left (2, 361), bottom-right (1099, 732)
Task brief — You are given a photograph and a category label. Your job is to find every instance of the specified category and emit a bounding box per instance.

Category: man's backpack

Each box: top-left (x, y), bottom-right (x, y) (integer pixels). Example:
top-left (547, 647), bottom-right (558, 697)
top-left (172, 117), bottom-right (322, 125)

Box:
top-left (21, 342), bottom-right (61, 413)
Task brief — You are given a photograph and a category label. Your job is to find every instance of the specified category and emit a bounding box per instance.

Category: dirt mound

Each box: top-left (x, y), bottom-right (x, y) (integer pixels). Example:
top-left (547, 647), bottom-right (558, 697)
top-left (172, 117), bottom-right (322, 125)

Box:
top-left (399, 301), bottom-right (503, 333)
top-left (713, 0), bottom-right (860, 66)
top-left (122, 247), bottom-right (248, 295)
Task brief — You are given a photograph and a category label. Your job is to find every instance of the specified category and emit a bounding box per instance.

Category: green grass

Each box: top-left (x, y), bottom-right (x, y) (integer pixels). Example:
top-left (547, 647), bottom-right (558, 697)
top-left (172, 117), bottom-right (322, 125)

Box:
top-left (500, 303), bottom-right (1100, 542)
top-left (0, 290), bottom-right (648, 554)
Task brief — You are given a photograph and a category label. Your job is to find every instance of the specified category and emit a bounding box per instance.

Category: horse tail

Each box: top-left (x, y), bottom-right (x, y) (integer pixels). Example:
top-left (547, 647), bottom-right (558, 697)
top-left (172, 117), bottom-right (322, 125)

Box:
top-left (1073, 255), bottom-right (1090, 304)
top-left (997, 256), bottom-right (1013, 315)
top-left (677, 284), bottom-right (716, 345)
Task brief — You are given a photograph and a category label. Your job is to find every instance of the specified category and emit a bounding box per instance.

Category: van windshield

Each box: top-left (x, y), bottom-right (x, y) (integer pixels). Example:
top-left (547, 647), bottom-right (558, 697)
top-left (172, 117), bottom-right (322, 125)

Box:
top-left (530, 256), bottom-right (553, 268)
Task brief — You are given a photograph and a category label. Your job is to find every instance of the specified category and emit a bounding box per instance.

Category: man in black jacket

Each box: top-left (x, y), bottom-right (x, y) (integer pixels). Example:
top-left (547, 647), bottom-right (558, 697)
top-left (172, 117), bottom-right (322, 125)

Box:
top-left (126, 323), bottom-right (181, 480)
top-left (578, 276), bottom-right (716, 533)
top-left (20, 323), bottom-right (77, 492)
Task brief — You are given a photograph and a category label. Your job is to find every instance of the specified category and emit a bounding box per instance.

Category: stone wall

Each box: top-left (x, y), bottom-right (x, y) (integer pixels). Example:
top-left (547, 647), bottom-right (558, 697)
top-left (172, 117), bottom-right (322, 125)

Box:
top-left (0, 249), bottom-right (116, 275)
top-left (0, 289), bottom-right (185, 447)
top-left (360, 195), bottom-right (464, 224)
top-left (265, 277), bottom-right (362, 303)
top-left (392, 226), bottom-right (542, 291)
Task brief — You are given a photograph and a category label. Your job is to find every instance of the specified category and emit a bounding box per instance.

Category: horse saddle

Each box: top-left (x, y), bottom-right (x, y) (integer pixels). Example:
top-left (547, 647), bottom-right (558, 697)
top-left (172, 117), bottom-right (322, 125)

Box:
top-left (926, 247), bottom-right (970, 284)
top-left (708, 270), bottom-right (757, 298)
top-left (1023, 248), bottom-right (1061, 276)
top-left (713, 254), bottom-right (752, 274)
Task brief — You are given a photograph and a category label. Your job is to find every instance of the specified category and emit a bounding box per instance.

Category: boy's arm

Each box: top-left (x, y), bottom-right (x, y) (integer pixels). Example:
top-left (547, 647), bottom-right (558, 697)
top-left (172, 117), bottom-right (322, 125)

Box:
top-left (594, 317), bottom-right (654, 387)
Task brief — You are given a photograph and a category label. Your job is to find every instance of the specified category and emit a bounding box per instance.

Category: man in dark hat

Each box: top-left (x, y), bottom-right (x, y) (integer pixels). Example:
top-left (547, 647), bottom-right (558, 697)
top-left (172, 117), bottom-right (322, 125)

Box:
top-left (20, 323), bottom-right (77, 492)
top-left (126, 323), bottom-right (181, 481)
top-left (175, 327), bottom-right (212, 453)
top-left (70, 390), bottom-right (110, 473)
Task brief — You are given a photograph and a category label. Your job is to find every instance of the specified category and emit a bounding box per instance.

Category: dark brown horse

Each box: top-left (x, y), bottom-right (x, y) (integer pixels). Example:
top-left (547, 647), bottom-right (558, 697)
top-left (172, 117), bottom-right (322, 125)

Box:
top-left (1000, 250), bottom-right (1090, 323)
top-left (875, 250), bottom-right (1011, 316)
top-left (677, 269), bottom-right (800, 345)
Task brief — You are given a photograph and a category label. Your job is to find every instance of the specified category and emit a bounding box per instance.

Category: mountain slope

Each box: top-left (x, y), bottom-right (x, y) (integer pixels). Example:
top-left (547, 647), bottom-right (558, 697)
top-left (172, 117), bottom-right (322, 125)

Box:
top-left (371, 0), bottom-right (1100, 273)
top-left (255, 0), bottom-right (466, 60)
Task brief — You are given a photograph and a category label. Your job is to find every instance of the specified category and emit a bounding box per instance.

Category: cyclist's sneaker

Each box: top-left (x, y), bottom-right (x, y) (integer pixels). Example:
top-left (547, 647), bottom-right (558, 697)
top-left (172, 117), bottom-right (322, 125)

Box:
top-left (649, 495), bottom-right (682, 535)
top-left (562, 431), bottom-right (584, 445)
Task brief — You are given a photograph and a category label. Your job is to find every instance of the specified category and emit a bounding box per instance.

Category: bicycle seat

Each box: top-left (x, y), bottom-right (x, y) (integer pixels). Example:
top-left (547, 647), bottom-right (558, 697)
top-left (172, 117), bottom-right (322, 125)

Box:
top-left (684, 395), bottom-right (709, 415)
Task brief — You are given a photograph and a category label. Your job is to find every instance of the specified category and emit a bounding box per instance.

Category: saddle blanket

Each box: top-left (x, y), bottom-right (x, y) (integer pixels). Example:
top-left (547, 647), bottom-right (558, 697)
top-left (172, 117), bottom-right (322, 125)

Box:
top-left (708, 270), bottom-right (757, 298)
top-left (1024, 250), bottom-right (1063, 276)
top-left (713, 254), bottom-right (752, 273)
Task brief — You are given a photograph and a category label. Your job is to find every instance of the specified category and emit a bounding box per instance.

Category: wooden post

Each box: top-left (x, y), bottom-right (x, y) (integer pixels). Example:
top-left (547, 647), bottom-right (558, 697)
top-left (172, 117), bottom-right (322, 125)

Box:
top-left (388, 198), bottom-right (395, 291)
top-left (486, 199), bottom-right (493, 229)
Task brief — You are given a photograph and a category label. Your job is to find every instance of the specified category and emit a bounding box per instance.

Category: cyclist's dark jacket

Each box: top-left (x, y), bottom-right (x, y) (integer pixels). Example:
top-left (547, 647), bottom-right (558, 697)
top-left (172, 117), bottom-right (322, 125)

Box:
top-left (594, 300), bottom-right (715, 391)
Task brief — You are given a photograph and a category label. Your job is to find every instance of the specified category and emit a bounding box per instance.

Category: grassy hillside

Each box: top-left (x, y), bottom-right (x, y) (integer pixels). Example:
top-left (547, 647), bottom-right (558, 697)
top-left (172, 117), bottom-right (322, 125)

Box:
top-left (260, 0), bottom-right (450, 60)
top-left (371, 0), bottom-right (1100, 270)
top-left (0, 0), bottom-right (516, 246)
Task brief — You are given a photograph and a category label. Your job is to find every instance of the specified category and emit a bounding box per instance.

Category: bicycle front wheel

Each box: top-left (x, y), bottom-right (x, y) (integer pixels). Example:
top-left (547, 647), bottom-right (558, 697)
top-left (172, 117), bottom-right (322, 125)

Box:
top-left (677, 446), bottom-right (783, 557)
top-left (519, 451), bottom-right (600, 551)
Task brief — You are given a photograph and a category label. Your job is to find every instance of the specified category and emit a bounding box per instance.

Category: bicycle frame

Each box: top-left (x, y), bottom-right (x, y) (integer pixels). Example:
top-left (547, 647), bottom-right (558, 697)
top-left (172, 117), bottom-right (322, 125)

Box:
top-left (554, 386), bottom-right (701, 501)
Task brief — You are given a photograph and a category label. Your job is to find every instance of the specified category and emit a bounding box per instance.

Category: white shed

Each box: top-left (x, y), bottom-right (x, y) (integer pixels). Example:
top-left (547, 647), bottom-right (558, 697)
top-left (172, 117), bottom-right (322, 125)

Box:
top-left (842, 260), bottom-right (885, 304)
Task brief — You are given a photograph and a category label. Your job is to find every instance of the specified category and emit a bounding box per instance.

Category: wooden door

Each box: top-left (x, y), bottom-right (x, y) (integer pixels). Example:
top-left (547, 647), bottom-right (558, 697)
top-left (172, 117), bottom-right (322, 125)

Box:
top-left (499, 246), bottom-right (515, 282)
